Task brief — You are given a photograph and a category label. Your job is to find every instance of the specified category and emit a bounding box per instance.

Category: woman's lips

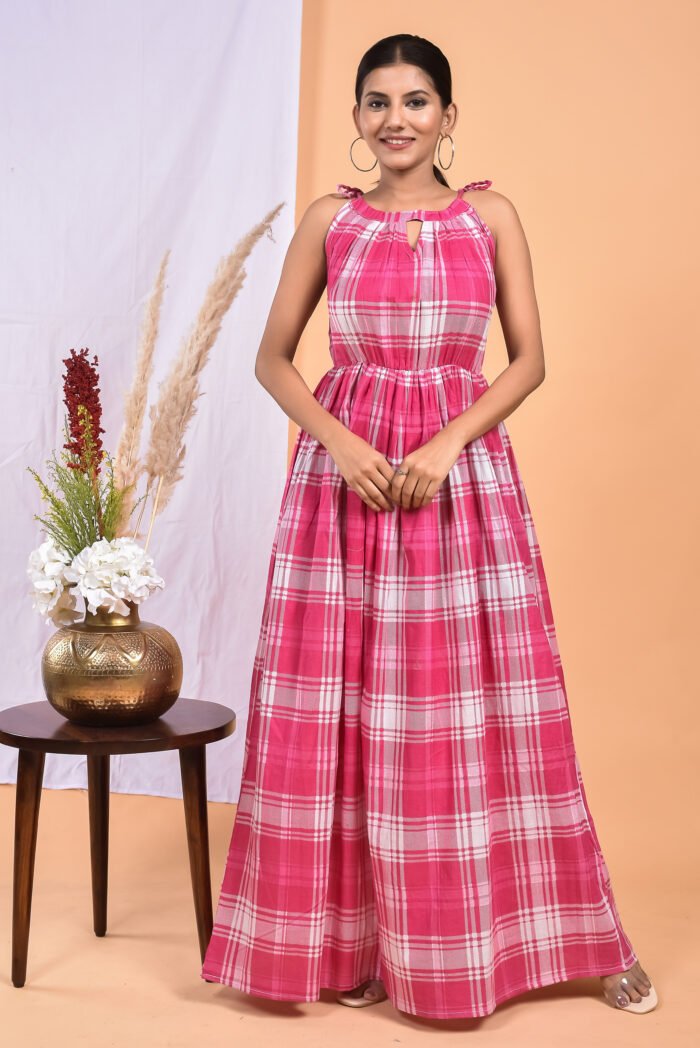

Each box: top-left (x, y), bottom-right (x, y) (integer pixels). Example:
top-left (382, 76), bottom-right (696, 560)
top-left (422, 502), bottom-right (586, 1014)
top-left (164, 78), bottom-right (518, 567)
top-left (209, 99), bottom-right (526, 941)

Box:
top-left (380, 138), bottom-right (414, 150)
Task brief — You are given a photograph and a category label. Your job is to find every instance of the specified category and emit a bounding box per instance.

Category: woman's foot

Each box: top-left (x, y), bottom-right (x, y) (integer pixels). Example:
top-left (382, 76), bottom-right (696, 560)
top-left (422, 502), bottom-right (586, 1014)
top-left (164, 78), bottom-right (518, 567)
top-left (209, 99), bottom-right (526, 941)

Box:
top-left (336, 978), bottom-right (387, 1008)
top-left (600, 960), bottom-right (658, 1012)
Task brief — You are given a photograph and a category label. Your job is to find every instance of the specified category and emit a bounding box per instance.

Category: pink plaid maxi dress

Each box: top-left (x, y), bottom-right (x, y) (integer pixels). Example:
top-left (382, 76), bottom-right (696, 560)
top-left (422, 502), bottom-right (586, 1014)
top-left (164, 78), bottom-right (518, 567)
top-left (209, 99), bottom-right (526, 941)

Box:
top-left (201, 180), bottom-right (638, 1018)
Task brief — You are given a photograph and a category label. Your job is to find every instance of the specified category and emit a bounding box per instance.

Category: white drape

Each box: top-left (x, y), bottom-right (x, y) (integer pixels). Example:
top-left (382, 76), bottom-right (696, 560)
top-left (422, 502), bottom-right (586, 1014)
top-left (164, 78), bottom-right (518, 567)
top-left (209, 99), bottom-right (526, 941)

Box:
top-left (0, 0), bottom-right (303, 801)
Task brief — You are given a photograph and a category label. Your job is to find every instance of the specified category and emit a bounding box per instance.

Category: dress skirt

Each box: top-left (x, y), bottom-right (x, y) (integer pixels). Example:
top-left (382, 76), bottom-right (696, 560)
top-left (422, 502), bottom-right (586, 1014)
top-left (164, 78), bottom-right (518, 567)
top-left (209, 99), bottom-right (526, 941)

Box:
top-left (200, 361), bottom-right (637, 1018)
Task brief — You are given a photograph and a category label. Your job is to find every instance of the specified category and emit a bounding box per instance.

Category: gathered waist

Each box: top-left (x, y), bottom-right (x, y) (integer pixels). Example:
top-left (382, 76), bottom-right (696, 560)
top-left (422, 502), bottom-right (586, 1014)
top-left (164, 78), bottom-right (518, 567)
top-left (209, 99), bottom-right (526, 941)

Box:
top-left (324, 361), bottom-right (485, 383)
top-left (307, 360), bottom-right (491, 453)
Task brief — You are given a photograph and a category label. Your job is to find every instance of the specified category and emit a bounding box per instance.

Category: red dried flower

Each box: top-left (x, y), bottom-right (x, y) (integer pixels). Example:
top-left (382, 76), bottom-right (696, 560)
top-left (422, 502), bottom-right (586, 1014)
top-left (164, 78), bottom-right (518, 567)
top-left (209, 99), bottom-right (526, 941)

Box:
top-left (62, 347), bottom-right (106, 474)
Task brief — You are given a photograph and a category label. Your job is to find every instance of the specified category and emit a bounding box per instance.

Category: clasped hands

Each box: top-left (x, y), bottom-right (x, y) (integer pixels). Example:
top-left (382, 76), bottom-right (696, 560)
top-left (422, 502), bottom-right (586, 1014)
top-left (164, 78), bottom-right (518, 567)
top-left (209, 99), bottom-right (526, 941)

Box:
top-left (328, 425), bottom-right (466, 513)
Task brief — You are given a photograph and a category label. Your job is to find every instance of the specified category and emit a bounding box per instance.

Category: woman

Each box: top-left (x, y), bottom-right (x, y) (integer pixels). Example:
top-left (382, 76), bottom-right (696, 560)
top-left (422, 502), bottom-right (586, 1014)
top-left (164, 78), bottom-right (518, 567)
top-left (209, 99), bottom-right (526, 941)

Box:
top-left (201, 33), bottom-right (657, 1019)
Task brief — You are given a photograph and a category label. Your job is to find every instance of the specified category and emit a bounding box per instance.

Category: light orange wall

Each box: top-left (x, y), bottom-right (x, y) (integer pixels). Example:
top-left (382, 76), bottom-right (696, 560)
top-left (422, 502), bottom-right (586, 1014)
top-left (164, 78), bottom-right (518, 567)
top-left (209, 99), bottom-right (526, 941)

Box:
top-left (293, 3), bottom-right (698, 884)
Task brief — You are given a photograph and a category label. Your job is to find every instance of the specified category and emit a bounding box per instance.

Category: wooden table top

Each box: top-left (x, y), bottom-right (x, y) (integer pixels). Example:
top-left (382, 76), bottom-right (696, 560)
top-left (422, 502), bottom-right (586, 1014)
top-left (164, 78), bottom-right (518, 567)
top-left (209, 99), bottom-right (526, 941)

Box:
top-left (0, 698), bottom-right (236, 755)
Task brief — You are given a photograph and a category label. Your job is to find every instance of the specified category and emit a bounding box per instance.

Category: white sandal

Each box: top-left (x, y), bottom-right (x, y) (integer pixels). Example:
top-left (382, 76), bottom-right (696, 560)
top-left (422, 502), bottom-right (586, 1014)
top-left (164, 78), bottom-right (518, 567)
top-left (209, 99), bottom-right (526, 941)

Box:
top-left (602, 969), bottom-right (658, 1013)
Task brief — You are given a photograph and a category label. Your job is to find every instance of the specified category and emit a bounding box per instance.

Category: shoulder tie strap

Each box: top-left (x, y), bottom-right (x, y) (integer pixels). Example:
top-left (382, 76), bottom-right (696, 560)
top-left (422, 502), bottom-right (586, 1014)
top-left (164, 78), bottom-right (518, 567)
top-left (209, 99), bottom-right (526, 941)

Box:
top-left (338, 181), bottom-right (490, 197)
top-left (338, 181), bottom-right (491, 198)
top-left (336, 183), bottom-right (364, 198)
top-left (460, 179), bottom-right (492, 192)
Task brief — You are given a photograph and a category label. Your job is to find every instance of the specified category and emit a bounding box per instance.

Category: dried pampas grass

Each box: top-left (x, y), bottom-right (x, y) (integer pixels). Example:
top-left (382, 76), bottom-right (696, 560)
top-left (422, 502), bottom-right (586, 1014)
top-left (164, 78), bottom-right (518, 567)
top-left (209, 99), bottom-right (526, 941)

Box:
top-left (113, 249), bottom-right (170, 538)
top-left (128, 201), bottom-right (285, 550)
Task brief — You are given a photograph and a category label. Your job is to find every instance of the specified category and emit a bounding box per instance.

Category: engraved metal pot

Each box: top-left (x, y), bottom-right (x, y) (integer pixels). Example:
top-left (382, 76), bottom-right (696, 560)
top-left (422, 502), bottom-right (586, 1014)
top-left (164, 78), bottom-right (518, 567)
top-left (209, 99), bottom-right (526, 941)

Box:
top-left (41, 598), bottom-right (183, 727)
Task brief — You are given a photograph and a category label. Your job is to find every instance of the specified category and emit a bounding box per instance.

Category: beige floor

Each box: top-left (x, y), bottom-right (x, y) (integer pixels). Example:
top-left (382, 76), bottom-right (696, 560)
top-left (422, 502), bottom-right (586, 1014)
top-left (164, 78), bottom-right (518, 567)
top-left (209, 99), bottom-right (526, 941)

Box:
top-left (0, 783), bottom-right (691, 1048)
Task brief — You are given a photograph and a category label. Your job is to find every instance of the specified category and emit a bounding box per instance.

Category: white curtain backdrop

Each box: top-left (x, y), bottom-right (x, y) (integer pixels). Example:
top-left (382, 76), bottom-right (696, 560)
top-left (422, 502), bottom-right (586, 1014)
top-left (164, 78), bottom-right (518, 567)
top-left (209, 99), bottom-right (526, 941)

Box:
top-left (0, 0), bottom-right (303, 801)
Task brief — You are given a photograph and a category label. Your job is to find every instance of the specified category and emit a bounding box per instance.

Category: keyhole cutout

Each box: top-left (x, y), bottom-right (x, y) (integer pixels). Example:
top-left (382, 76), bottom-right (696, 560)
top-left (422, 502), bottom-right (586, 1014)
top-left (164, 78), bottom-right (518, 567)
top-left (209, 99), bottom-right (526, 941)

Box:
top-left (406, 218), bottom-right (423, 252)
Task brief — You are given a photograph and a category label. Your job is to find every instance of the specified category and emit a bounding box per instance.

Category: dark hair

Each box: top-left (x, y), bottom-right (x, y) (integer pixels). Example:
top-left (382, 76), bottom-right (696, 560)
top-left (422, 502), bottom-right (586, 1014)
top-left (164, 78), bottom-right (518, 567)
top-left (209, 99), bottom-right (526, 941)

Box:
top-left (354, 34), bottom-right (453, 188)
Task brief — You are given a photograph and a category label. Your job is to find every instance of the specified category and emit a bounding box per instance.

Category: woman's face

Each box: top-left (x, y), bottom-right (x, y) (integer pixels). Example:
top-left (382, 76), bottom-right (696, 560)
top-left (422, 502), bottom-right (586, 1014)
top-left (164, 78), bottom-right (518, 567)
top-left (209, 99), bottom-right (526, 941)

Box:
top-left (353, 63), bottom-right (457, 173)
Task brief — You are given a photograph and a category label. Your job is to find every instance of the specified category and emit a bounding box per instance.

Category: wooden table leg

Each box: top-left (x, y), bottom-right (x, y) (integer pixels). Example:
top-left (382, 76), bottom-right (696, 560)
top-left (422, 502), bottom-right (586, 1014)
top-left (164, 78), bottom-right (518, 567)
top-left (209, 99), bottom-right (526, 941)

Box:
top-left (87, 754), bottom-right (110, 937)
top-left (12, 748), bottom-right (45, 988)
top-left (179, 744), bottom-right (214, 962)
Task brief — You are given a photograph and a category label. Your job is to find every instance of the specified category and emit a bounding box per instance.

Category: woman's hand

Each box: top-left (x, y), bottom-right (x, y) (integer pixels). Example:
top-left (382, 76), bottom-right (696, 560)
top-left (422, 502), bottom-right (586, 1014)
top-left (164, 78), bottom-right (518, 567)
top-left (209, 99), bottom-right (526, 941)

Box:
top-left (325, 429), bottom-right (397, 512)
top-left (389, 427), bottom-right (466, 510)
top-left (326, 425), bottom-right (467, 512)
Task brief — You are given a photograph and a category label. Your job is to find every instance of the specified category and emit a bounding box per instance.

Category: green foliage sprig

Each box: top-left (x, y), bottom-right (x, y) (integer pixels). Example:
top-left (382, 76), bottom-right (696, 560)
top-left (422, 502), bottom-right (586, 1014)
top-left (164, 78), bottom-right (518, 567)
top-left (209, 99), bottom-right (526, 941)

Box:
top-left (27, 396), bottom-right (142, 560)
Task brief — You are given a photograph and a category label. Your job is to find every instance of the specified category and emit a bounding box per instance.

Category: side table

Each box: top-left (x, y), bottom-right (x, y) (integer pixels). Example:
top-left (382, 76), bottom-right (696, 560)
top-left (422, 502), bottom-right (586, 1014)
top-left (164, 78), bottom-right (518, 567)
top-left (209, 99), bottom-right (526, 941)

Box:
top-left (0, 697), bottom-right (235, 987)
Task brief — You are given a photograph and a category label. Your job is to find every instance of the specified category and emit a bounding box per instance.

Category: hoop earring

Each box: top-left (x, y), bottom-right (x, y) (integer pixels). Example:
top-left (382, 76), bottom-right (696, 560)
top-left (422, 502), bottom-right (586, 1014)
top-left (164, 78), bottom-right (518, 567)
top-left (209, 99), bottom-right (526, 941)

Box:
top-left (436, 133), bottom-right (455, 171)
top-left (350, 136), bottom-right (378, 172)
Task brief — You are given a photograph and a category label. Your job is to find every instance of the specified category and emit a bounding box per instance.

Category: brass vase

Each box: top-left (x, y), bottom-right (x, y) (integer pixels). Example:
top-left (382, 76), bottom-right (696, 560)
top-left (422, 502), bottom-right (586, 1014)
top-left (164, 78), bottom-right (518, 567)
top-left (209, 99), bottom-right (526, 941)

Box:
top-left (41, 598), bottom-right (183, 727)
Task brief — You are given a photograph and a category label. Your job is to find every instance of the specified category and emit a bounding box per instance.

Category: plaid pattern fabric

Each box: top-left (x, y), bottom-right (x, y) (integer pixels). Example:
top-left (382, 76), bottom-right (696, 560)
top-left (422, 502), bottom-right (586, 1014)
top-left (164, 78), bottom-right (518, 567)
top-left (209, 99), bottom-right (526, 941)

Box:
top-left (201, 182), bottom-right (637, 1018)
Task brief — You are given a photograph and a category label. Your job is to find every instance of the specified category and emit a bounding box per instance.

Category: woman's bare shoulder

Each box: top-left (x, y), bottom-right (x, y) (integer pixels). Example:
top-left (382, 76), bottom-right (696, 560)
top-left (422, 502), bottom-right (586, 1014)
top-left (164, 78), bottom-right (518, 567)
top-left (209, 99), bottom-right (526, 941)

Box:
top-left (292, 192), bottom-right (355, 250)
top-left (303, 191), bottom-right (354, 224)
top-left (463, 186), bottom-right (524, 243)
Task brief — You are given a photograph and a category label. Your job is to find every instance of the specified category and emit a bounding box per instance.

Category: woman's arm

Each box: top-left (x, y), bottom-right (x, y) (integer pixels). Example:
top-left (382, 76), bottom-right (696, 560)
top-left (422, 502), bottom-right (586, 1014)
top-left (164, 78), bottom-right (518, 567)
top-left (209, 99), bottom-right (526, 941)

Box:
top-left (253, 194), bottom-right (348, 450)
top-left (254, 193), bottom-right (399, 513)
top-left (443, 190), bottom-right (546, 449)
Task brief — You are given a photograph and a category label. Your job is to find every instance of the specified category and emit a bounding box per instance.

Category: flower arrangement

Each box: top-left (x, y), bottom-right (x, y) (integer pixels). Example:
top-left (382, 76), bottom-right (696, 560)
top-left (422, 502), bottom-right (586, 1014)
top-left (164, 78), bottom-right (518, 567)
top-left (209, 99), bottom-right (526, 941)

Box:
top-left (26, 199), bottom-right (284, 628)
top-left (26, 347), bottom-right (165, 625)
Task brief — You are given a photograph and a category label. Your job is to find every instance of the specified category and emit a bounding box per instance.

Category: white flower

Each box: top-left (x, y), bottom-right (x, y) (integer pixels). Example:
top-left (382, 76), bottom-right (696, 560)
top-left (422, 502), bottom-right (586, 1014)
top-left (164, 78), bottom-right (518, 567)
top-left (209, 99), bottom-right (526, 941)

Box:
top-left (28, 535), bottom-right (164, 621)
top-left (48, 586), bottom-right (83, 626)
top-left (63, 536), bottom-right (164, 616)
top-left (27, 537), bottom-right (82, 625)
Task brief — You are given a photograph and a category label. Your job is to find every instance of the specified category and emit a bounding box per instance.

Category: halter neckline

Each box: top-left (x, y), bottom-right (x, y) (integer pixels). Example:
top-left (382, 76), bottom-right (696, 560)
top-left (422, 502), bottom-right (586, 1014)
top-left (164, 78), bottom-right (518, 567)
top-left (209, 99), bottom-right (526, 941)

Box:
top-left (336, 180), bottom-right (492, 221)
